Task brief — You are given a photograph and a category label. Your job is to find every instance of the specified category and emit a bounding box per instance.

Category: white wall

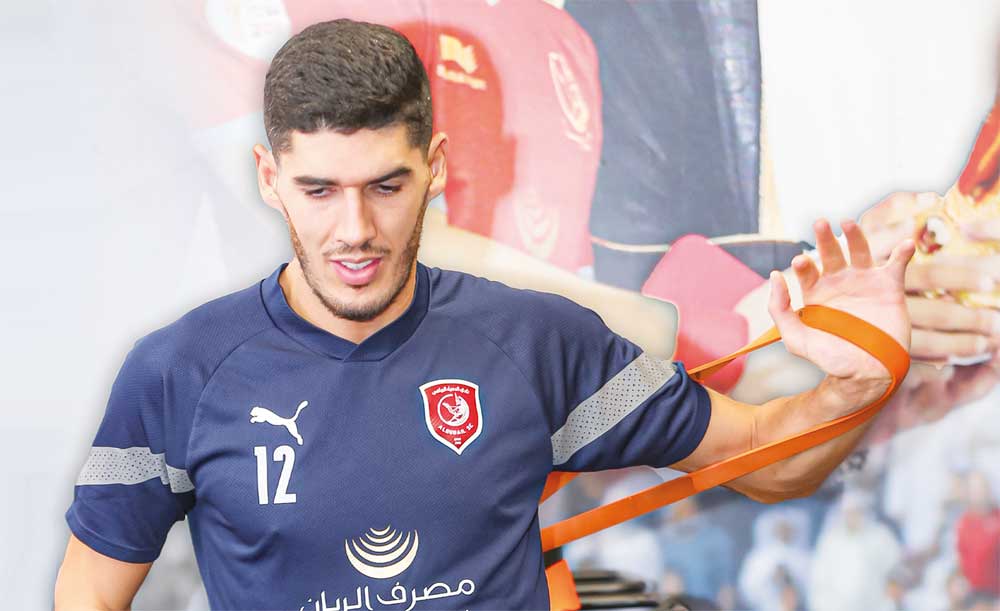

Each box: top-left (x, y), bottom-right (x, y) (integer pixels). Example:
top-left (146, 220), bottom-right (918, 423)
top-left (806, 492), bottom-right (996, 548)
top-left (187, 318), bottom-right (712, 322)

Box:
top-left (760, 0), bottom-right (1000, 241)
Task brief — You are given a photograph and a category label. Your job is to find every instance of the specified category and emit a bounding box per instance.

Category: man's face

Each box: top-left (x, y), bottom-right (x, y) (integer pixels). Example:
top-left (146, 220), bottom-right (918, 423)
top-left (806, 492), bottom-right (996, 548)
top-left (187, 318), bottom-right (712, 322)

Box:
top-left (260, 124), bottom-right (445, 322)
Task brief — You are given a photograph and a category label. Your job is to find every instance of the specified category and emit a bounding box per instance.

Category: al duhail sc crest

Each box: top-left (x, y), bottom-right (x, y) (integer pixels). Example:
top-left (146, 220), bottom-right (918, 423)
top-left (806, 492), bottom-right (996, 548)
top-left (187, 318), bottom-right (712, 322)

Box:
top-left (419, 379), bottom-right (483, 454)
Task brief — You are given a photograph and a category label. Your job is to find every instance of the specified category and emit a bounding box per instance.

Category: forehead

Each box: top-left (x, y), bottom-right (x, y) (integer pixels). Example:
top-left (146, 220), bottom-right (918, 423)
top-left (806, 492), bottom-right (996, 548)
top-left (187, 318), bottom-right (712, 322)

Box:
top-left (281, 123), bottom-right (421, 183)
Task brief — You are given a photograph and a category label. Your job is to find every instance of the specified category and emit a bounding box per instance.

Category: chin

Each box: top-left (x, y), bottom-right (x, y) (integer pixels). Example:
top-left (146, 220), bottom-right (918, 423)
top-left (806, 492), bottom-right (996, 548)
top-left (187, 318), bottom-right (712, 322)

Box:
top-left (312, 255), bottom-right (411, 319)
top-left (333, 284), bottom-right (398, 319)
top-left (340, 299), bottom-right (394, 322)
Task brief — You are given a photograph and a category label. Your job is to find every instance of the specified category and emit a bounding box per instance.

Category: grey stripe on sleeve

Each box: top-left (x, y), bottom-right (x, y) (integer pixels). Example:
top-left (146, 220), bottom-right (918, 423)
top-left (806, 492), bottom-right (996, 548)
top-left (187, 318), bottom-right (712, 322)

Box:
top-left (76, 446), bottom-right (194, 493)
top-left (551, 353), bottom-right (677, 466)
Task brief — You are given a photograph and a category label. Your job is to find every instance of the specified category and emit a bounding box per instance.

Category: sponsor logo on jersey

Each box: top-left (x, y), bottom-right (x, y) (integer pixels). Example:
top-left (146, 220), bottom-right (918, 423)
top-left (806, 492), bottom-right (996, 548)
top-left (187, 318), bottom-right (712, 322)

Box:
top-left (436, 34), bottom-right (487, 91)
top-left (249, 400), bottom-right (309, 445)
top-left (345, 525), bottom-right (420, 579)
top-left (548, 51), bottom-right (593, 150)
top-left (302, 525), bottom-right (476, 610)
top-left (419, 379), bottom-right (483, 454)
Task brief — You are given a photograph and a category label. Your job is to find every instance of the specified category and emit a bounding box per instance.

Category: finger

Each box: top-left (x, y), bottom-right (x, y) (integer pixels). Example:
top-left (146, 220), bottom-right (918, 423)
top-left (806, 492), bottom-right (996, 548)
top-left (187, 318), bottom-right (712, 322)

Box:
top-left (814, 218), bottom-right (847, 273)
top-left (907, 296), bottom-right (1000, 335)
top-left (790, 253), bottom-right (821, 293)
top-left (841, 218), bottom-right (874, 268)
top-left (905, 261), bottom-right (996, 292)
top-left (885, 237), bottom-right (916, 286)
top-left (910, 328), bottom-right (996, 360)
top-left (767, 270), bottom-right (805, 351)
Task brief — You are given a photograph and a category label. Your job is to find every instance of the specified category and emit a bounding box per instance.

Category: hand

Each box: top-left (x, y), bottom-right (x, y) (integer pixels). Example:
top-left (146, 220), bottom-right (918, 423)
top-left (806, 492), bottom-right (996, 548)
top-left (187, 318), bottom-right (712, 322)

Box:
top-left (768, 218), bottom-right (914, 401)
top-left (860, 191), bottom-right (1000, 363)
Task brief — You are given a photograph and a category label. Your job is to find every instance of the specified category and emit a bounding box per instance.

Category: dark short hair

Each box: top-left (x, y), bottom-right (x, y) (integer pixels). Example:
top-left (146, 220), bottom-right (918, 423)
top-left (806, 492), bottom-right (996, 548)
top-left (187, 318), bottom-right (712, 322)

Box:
top-left (263, 19), bottom-right (432, 158)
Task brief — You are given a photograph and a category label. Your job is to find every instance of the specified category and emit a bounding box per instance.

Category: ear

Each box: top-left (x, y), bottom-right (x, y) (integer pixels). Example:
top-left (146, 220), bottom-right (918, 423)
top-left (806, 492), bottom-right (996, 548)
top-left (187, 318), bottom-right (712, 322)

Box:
top-left (426, 132), bottom-right (448, 201)
top-left (253, 143), bottom-right (284, 215)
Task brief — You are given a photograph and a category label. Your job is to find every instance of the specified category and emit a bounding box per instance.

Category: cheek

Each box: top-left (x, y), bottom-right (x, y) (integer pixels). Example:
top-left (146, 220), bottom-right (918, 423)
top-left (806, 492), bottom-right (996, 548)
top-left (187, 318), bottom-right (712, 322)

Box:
top-left (377, 205), bottom-right (421, 247)
top-left (290, 210), bottom-right (332, 248)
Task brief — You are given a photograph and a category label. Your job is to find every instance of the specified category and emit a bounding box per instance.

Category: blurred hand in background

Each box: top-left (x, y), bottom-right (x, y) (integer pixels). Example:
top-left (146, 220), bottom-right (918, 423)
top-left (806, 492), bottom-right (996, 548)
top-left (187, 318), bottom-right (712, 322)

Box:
top-left (859, 191), bottom-right (1000, 443)
top-left (860, 191), bottom-right (1000, 364)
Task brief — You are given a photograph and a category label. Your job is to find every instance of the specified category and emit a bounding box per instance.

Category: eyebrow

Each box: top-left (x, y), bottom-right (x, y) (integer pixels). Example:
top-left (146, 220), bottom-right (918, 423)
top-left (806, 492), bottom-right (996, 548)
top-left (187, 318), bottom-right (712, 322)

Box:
top-left (292, 166), bottom-right (413, 187)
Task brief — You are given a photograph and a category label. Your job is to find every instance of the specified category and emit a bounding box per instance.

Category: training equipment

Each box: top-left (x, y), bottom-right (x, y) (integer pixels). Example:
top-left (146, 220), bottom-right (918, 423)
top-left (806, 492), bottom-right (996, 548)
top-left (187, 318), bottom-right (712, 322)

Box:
top-left (541, 304), bottom-right (909, 609)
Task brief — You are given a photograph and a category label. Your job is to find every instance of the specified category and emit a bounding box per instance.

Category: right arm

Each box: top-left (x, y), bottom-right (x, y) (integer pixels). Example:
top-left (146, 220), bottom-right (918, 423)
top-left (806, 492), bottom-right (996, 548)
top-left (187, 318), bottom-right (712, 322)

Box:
top-left (54, 535), bottom-right (151, 611)
top-left (58, 334), bottom-right (196, 609)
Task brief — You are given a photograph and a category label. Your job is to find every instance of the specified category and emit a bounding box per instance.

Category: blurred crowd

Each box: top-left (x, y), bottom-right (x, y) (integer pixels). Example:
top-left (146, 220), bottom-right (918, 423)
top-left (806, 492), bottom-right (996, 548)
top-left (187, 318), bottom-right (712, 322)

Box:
top-left (556, 379), bottom-right (1000, 610)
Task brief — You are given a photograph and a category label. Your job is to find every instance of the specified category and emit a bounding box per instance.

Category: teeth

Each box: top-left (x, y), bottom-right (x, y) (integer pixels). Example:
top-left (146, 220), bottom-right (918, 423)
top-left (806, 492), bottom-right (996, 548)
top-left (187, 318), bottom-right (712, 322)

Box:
top-left (342, 260), bottom-right (374, 271)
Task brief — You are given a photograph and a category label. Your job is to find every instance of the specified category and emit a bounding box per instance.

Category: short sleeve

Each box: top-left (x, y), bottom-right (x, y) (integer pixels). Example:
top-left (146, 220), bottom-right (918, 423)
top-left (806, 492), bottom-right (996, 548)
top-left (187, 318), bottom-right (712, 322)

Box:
top-left (65, 338), bottom-right (195, 563)
top-left (531, 296), bottom-right (712, 472)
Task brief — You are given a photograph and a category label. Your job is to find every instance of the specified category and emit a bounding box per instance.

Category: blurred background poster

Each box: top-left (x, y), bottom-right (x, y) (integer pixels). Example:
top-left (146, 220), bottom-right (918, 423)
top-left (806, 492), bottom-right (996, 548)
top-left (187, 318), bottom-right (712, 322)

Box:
top-left (4, 1), bottom-right (1000, 608)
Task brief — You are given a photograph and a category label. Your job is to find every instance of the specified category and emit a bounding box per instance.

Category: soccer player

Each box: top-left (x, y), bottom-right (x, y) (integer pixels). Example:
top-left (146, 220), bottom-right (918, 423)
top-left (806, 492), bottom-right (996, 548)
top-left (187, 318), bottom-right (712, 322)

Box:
top-left (55, 19), bottom-right (915, 611)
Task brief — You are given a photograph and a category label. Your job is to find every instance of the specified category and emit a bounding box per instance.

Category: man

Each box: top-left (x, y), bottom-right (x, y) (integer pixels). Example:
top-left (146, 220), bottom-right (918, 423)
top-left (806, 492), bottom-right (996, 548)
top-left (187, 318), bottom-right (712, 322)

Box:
top-left (54, 19), bottom-right (915, 610)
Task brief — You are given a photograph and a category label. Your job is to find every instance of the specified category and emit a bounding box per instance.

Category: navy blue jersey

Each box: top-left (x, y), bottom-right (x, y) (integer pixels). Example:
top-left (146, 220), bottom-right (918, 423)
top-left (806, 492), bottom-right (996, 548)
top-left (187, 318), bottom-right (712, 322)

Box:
top-left (66, 261), bottom-right (711, 610)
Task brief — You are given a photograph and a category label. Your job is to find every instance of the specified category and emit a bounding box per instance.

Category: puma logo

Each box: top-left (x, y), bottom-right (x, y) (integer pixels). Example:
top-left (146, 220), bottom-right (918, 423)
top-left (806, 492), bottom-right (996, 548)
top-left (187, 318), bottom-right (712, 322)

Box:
top-left (249, 400), bottom-right (309, 445)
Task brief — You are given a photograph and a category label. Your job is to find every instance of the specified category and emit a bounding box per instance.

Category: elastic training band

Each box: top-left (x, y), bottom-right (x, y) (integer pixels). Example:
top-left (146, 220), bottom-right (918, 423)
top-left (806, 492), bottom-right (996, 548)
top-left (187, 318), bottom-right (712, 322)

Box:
top-left (539, 304), bottom-right (909, 552)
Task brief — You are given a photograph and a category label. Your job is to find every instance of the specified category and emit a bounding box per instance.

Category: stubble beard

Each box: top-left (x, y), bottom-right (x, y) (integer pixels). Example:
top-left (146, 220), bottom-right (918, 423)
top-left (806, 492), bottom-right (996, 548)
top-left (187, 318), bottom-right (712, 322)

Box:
top-left (285, 185), bottom-right (429, 323)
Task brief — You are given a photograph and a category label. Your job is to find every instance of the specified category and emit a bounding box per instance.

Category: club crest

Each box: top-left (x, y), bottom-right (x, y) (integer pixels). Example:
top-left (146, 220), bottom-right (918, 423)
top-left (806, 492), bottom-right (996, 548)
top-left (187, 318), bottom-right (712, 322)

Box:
top-left (419, 379), bottom-right (483, 455)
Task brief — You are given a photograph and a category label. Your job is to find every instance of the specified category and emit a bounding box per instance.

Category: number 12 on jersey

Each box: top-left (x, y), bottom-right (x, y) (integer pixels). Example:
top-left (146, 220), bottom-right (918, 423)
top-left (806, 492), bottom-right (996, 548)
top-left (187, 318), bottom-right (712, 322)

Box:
top-left (253, 445), bottom-right (297, 505)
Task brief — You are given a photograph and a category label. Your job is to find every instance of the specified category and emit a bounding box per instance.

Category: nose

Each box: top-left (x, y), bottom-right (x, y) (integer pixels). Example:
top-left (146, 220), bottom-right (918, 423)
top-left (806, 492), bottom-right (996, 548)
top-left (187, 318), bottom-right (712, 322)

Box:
top-left (336, 188), bottom-right (377, 249)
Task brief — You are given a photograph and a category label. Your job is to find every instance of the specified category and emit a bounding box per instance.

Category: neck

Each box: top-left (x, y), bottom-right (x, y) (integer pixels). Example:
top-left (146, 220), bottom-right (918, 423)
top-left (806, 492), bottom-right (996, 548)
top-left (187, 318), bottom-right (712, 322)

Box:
top-left (278, 258), bottom-right (417, 345)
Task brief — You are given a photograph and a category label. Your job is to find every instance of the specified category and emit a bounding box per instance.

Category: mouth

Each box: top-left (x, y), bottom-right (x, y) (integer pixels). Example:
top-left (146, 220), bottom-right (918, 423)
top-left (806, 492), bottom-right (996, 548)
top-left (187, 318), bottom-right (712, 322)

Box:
top-left (330, 257), bottom-right (382, 286)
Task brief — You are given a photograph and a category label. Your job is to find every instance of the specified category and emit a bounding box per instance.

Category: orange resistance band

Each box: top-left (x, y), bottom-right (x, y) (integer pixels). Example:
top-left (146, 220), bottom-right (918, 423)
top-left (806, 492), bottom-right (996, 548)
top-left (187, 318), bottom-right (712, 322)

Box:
top-left (539, 304), bottom-right (910, 552)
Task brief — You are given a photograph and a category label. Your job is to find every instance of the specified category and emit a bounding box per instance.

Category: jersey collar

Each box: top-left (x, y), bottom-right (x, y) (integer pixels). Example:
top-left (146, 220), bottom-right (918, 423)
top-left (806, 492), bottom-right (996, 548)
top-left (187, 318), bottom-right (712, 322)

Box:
top-left (261, 261), bottom-right (430, 361)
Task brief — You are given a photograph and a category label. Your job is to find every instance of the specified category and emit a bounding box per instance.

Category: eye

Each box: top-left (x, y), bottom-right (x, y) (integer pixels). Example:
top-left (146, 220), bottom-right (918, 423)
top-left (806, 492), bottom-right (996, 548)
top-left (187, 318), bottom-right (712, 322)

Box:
top-left (305, 188), bottom-right (330, 199)
top-left (373, 183), bottom-right (402, 197)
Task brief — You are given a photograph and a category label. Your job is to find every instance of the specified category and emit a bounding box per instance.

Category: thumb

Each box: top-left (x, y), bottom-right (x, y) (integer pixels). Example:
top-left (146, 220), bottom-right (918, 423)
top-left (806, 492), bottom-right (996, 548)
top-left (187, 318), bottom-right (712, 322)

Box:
top-left (768, 270), bottom-right (804, 349)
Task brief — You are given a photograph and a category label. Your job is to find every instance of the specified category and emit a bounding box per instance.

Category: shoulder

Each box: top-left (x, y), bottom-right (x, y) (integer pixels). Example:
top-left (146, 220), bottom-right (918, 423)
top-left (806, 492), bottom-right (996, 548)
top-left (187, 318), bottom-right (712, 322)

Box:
top-left (422, 265), bottom-right (631, 375)
top-left (93, 276), bottom-right (277, 456)
top-left (425, 265), bottom-right (605, 333)
top-left (127, 278), bottom-right (274, 381)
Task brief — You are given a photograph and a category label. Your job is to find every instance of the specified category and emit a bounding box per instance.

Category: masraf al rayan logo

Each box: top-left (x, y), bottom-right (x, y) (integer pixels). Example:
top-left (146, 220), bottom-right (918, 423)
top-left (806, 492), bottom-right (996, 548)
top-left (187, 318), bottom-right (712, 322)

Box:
top-left (298, 525), bottom-right (477, 611)
top-left (345, 525), bottom-right (419, 579)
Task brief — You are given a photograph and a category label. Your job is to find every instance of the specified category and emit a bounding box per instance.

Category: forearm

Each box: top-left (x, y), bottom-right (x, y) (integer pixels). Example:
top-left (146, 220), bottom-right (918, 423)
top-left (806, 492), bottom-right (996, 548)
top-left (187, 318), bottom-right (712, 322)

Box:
top-left (733, 375), bottom-right (890, 501)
